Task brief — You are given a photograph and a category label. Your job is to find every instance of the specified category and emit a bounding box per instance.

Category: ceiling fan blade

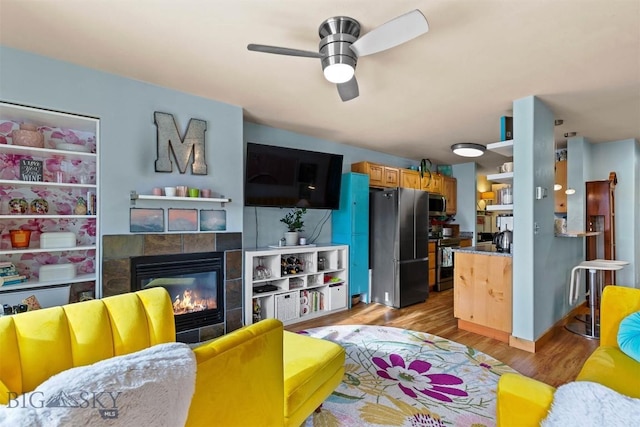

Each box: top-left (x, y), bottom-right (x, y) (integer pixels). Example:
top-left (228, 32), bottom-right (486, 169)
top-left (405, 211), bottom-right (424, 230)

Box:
top-left (247, 44), bottom-right (324, 58)
top-left (350, 9), bottom-right (429, 57)
top-left (337, 77), bottom-right (359, 102)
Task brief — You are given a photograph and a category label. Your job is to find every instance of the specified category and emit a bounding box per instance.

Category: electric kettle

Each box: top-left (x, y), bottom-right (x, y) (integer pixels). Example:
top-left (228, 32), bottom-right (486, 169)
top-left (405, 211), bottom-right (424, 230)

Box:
top-left (493, 230), bottom-right (513, 253)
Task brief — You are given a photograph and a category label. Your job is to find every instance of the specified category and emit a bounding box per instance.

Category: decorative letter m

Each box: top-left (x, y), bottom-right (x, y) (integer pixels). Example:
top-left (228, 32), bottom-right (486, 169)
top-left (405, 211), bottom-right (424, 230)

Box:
top-left (154, 112), bottom-right (208, 175)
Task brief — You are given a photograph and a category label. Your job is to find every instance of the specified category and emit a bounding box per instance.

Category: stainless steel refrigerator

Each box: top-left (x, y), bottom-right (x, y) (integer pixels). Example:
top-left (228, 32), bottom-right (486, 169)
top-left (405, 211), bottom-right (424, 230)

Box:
top-left (370, 187), bottom-right (430, 308)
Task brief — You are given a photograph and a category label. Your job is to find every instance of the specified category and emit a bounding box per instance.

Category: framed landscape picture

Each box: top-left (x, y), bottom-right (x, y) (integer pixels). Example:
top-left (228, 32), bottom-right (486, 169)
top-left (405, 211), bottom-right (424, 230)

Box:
top-left (168, 208), bottom-right (198, 232)
top-left (200, 209), bottom-right (227, 231)
top-left (130, 208), bottom-right (164, 232)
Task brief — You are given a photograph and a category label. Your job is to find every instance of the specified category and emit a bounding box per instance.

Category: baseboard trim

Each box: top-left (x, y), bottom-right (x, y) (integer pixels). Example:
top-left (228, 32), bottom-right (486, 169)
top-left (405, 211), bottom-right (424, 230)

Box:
top-left (509, 302), bottom-right (588, 353)
top-left (457, 319), bottom-right (510, 343)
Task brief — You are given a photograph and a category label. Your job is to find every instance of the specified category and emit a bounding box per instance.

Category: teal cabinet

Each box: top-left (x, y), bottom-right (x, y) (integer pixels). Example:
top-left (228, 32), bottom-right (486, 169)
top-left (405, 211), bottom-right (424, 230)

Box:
top-left (332, 173), bottom-right (370, 304)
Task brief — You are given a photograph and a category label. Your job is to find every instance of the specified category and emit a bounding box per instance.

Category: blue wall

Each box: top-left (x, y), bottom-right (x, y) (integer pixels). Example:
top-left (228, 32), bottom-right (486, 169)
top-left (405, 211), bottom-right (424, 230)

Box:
top-left (0, 46), bottom-right (244, 234)
top-left (588, 139), bottom-right (639, 286)
top-left (243, 122), bottom-right (416, 248)
top-left (451, 162), bottom-right (477, 237)
top-left (513, 96), bottom-right (583, 341)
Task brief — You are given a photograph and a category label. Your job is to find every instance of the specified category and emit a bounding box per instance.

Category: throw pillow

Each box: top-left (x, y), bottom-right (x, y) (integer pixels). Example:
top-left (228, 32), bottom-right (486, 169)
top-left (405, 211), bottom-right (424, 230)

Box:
top-left (541, 381), bottom-right (640, 426)
top-left (618, 311), bottom-right (640, 362)
top-left (0, 342), bottom-right (196, 427)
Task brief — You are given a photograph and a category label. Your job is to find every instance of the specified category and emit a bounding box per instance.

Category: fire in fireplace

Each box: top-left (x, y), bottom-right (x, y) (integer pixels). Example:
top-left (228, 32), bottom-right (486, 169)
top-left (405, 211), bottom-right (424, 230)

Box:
top-left (130, 252), bottom-right (224, 333)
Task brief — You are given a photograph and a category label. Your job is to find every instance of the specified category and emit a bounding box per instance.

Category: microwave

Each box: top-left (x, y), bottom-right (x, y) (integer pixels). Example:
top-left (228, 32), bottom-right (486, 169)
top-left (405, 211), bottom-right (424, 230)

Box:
top-left (428, 194), bottom-right (447, 217)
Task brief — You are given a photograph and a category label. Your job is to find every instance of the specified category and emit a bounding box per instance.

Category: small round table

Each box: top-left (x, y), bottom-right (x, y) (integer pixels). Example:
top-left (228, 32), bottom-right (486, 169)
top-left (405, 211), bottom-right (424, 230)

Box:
top-left (566, 259), bottom-right (629, 339)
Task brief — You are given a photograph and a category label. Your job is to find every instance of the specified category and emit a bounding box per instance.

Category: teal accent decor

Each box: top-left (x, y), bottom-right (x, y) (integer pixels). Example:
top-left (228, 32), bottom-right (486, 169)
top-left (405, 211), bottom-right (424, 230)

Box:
top-left (331, 173), bottom-right (370, 305)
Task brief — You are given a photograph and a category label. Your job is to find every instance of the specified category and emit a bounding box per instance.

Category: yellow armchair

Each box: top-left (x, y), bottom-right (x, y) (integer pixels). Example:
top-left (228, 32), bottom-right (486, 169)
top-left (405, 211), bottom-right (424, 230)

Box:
top-left (496, 285), bottom-right (640, 426)
top-left (0, 287), bottom-right (345, 427)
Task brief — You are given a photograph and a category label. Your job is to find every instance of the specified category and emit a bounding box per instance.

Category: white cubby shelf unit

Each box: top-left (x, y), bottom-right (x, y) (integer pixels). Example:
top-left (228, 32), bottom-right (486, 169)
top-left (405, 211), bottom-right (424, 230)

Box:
top-left (244, 244), bottom-right (349, 326)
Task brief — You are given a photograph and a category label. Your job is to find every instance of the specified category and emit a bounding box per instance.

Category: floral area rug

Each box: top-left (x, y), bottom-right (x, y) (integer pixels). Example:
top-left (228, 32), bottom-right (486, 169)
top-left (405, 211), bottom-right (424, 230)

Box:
top-left (300, 325), bottom-right (518, 427)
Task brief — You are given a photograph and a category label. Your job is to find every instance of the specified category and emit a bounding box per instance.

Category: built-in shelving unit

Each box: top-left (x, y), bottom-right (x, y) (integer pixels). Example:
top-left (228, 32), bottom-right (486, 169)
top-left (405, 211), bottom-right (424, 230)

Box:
top-left (486, 139), bottom-right (514, 212)
top-left (244, 245), bottom-right (349, 326)
top-left (0, 101), bottom-right (100, 308)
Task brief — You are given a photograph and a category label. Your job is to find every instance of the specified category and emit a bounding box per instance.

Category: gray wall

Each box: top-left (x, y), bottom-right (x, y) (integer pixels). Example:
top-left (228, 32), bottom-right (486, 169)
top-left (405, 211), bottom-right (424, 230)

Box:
top-left (0, 46), bottom-right (244, 234)
top-left (587, 139), bottom-right (639, 286)
top-left (452, 162), bottom-right (477, 237)
top-left (243, 122), bottom-right (416, 249)
top-left (512, 96), bottom-right (583, 341)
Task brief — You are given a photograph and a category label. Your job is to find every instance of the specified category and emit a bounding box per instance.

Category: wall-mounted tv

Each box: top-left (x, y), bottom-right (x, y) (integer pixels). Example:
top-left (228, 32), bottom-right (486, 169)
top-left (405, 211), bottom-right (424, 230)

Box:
top-left (245, 142), bottom-right (344, 209)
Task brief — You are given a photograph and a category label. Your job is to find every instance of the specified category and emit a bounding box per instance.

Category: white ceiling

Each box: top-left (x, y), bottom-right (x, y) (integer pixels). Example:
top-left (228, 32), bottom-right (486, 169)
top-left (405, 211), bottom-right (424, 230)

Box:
top-left (1, 0), bottom-right (639, 174)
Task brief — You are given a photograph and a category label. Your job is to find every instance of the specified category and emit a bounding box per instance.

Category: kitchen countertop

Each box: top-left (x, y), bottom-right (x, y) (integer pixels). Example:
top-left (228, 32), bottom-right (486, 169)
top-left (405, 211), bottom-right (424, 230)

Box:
top-left (452, 246), bottom-right (513, 257)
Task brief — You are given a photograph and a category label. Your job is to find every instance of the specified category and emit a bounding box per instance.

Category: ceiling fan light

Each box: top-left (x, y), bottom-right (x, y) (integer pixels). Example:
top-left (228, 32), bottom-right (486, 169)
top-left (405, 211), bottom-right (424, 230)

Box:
top-left (451, 143), bottom-right (486, 158)
top-left (323, 63), bottom-right (354, 83)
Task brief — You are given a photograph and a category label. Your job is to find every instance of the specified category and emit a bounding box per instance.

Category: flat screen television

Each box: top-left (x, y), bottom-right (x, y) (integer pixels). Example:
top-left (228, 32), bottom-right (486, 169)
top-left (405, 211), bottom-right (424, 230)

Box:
top-left (245, 142), bottom-right (344, 209)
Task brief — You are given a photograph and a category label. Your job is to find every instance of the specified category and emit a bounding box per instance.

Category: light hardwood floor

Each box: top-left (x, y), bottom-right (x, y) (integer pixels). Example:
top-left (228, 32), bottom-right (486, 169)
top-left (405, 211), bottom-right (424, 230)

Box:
top-left (285, 289), bottom-right (598, 387)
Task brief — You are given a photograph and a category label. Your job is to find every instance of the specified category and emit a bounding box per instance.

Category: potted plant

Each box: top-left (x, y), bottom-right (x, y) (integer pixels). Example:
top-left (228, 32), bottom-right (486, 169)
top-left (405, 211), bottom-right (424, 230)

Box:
top-left (280, 207), bottom-right (306, 246)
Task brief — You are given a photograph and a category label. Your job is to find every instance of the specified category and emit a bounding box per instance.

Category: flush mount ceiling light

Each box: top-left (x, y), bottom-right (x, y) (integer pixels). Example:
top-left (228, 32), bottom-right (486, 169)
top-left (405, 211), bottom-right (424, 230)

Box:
top-left (554, 184), bottom-right (563, 191)
top-left (451, 143), bottom-right (486, 157)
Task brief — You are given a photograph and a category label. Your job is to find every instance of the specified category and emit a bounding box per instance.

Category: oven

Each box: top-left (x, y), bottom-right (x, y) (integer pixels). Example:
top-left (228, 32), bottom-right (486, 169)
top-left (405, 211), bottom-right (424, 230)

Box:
top-left (435, 237), bottom-right (461, 291)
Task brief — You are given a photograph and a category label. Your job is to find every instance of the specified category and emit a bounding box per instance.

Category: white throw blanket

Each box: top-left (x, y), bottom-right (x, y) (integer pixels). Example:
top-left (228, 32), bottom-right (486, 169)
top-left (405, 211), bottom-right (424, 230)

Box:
top-left (541, 381), bottom-right (640, 427)
top-left (0, 342), bottom-right (196, 426)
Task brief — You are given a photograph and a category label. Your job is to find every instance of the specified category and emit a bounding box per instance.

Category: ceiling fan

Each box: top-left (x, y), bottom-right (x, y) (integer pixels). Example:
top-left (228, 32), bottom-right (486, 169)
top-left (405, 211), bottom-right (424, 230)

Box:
top-left (247, 9), bottom-right (429, 102)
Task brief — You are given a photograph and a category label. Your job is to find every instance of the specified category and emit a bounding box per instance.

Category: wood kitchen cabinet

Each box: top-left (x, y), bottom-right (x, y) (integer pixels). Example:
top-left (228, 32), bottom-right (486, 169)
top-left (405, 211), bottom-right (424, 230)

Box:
top-left (400, 169), bottom-right (421, 189)
top-left (428, 241), bottom-right (436, 289)
top-left (442, 176), bottom-right (457, 215)
top-left (554, 160), bottom-right (567, 213)
top-left (351, 161), bottom-right (399, 188)
top-left (421, 172), bottom-right (443, 194)
top-left (454, 252), bottom-right (512, 342)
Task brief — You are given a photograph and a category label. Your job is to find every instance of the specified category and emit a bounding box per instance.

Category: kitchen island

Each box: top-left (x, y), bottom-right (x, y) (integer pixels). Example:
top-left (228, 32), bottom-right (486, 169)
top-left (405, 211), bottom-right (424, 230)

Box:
top-left (452, 247), bottom-right (513, 342)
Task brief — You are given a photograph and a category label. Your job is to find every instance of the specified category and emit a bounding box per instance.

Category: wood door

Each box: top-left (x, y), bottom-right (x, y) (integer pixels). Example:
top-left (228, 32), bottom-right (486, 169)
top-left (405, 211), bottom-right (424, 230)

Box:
top-left (443, 176), bottom-right (457, 214)
top-left (384, 167), bottom-right (399, 187)
top-left (554, 160), bottom-right (567, 213)
top-left (428, 241), bottom-right (436, 287)
top-left (400, 169), bottom-right (420, 189)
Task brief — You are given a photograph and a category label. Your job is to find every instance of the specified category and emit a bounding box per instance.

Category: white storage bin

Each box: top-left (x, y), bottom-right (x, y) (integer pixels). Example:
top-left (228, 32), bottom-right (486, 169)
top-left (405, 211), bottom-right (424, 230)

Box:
top-left (40, 232), bottom-right (76, 249)
top-left (328, 284), bottom-right (347, 310)
top-left (39, 264), bottom-right (76, 282)
top-left (275, 291), bottom-right (299, 322)
top-left (0, 285), bottom-right (70, 309)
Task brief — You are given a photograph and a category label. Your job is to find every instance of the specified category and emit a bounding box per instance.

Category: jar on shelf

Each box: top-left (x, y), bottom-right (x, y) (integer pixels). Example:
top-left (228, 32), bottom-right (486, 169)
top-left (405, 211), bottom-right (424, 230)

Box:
top-left (10, 229), bottom-right (31, 248)
top-left (12, 123), bottom-right (44, 148)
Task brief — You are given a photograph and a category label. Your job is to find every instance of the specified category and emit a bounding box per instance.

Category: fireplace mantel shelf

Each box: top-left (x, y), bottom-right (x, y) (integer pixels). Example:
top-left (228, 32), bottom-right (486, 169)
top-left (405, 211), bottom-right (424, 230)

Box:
top-left (130, 191), bottom-right (231, 207)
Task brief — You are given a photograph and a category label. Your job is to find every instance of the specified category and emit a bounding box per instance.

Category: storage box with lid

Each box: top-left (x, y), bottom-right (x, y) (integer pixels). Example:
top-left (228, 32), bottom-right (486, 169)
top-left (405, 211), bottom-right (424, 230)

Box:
top-left (40, 232), bottom-right (76, 249)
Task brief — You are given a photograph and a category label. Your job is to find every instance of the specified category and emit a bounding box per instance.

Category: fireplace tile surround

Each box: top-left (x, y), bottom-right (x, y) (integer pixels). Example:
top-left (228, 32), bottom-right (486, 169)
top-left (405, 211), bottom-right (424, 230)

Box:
top-left (102, 232), bottom-right (243, 342)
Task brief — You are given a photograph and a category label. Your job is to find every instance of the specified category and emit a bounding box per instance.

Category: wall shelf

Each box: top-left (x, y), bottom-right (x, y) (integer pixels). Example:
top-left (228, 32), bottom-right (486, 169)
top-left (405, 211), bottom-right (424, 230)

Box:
top-left (0, 179), bottom-right (96, 189)
top-left (130, 191), bottom-right (231, 207)
top-left (486, 204), bottom-right (514, 212)
top-left (0, 245), bottom-right (96, 256)
top-left (0, 273), bottom-right (96, 293)
top-left (487, 139), bottom-right (514, 157)
top-left (0, 215), bottom-right (96, 220)
top-left (486, 172), bottom-right (514, 183)
top-left (0, 144), bottom-right (96, 160)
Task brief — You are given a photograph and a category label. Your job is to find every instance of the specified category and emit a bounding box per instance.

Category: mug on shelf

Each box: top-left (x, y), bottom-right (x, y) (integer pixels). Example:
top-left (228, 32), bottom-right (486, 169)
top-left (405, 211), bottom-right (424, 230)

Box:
top-left (188, 188), bottom-right (200, 197)
top-left (200, 189), bottom-right (212, 198)
top-left (164, 187), bottom-right (177, 197)
top-left (176, 186), bottom-right (188, 197)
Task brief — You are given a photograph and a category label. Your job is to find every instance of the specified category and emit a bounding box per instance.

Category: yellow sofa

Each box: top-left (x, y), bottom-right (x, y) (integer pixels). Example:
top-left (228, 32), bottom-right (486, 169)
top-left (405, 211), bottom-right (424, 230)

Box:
top-left (496, 285), bottom-right (640, 426)
top-left (0, 287), bottom-right (345, 427)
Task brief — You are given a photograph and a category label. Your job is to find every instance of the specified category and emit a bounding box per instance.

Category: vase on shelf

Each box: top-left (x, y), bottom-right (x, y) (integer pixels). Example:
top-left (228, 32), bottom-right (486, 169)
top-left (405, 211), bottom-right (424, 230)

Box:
top-left (284, 231), bottom-right (299, 246)
top-left (12, 123), bottom-right (44, 148)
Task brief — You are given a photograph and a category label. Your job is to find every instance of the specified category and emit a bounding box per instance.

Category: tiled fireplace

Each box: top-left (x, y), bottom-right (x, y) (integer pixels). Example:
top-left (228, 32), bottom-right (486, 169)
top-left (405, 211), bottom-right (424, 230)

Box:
top-left (102, 232), bottom-right (242, 342)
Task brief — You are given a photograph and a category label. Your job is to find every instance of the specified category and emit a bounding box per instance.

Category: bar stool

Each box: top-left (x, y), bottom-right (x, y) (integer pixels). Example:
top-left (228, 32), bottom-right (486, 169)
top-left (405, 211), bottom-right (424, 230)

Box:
top-left (566, 259), bottom-right (628, 339)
